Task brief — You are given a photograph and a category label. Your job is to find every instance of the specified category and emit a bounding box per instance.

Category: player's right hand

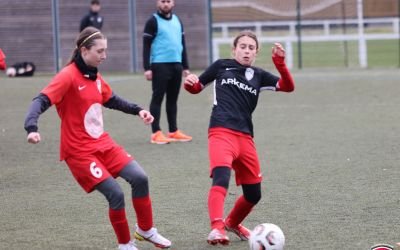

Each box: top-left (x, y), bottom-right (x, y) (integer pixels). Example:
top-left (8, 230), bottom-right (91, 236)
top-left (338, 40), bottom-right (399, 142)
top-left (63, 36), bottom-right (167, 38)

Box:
top-left (27, 132), bottom-right (41, 144)
top-left (144, 70), bottom-right (152, 81)
top-left (184, 74), bottom-right (199, 86)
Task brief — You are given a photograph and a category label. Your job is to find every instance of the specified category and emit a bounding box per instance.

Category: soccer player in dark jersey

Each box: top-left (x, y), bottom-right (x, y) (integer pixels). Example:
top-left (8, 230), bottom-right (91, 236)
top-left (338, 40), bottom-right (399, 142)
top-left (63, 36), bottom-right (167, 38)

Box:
top-left (24, 27), bottom-right (171, 250)
top-left (184, 30), bottom-right (295, 245)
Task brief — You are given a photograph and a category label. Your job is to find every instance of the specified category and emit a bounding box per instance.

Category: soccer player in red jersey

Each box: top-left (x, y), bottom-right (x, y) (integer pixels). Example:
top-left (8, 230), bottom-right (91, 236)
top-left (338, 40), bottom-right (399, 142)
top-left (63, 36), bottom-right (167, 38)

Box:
top-left (24, 27), bottom-right (171, 250)
top-left (184, 30), bottom-right (295, 245)
top-left (0, 48), bottom-right (6, 70)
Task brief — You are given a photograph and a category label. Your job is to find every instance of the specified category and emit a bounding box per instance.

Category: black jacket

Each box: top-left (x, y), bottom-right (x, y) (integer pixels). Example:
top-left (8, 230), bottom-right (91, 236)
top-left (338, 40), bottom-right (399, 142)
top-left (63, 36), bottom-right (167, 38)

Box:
top-left (80, 11), bottom-right (103, 32)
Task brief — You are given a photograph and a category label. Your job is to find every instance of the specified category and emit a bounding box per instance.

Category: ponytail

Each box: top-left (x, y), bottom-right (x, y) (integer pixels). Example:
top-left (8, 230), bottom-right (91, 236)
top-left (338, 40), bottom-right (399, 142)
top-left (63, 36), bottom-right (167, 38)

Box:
top-left (69, 48), bottom-right (79, 65)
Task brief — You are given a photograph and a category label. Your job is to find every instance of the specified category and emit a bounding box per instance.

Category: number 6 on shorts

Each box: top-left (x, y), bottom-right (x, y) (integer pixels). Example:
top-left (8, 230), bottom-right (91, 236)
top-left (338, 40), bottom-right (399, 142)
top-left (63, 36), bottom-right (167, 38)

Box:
top-left (90, 162), bottom-right (103, 178)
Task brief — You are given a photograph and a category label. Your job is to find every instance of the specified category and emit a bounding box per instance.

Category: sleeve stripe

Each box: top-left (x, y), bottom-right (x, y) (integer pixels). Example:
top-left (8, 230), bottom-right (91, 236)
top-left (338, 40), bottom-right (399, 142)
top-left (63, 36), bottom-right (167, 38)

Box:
top-left (260, 86), bottom-right (277, 92)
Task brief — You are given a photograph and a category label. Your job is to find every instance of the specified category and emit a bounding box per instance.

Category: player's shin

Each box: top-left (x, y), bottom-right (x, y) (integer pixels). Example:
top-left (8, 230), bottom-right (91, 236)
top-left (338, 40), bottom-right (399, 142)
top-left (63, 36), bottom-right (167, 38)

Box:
top-left (109, 208), bottom-right (131, 244)
top-left (132, 196), bottom-right (153, 231)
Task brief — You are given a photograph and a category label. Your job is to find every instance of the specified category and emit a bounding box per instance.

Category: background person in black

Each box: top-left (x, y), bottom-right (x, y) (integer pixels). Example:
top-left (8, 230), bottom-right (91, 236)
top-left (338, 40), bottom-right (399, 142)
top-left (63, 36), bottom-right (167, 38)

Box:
top-left (142, 0), bottom-right (191, 144)
top-left (80, 0), bottom-right (104, 32)
top-left (184, 30), bottom-right (295, 246)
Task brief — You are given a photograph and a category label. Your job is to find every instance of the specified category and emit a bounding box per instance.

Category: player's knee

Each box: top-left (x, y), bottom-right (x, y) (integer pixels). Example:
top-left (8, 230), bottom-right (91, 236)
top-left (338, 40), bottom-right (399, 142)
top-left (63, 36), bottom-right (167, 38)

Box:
top-left (212, 167), bottom-right (231, 189)
top-left (120, 161), bottom-right (148, 186)
top-left (119, 160), bottom-right (150, 197)
top-left (242, 183), bottom-right (262, 204)
top-left (129, 171), bottom-right (149, 198)
top-left (96, 177), bottom-right (126, 210)
top-left (133, 173), bottom-right (149, 190)
top-left (244, 190), bottom-right (261, 204)
top-left (109, 188), bottom-right (125, 210)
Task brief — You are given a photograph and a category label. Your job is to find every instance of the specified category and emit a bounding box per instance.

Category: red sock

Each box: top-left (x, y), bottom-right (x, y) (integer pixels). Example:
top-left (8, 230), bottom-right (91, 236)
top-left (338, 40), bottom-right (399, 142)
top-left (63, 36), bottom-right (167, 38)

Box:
top-left (208, 186), bottom-right (227, 229)
top-left (225, 195), bottom-right (255, 227)
top-left (109, 208), bottom-right (131, 244)
top-left (132, 196), bottom-right (153, 231)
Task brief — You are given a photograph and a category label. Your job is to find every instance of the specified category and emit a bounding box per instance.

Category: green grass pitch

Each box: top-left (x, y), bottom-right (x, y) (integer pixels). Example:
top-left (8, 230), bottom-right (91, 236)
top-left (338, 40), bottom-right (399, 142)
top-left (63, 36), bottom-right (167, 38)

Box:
top-left (1, 68), bottom-right (400, 249)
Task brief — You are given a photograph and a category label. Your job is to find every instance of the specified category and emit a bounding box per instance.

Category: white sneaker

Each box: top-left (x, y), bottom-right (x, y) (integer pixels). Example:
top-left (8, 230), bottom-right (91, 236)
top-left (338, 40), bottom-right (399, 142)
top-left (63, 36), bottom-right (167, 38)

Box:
top-left (207, 228), bottom-right (230, 245)
top-left (134, 224), bottom-right (171, 249)
top-left (118, 240), bottom-right (138, 250)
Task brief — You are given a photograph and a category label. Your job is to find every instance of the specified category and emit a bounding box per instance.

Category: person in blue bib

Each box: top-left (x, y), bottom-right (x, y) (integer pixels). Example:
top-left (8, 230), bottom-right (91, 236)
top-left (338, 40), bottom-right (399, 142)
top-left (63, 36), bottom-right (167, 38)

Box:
top-left (142, 0), bottom-right (192, 144)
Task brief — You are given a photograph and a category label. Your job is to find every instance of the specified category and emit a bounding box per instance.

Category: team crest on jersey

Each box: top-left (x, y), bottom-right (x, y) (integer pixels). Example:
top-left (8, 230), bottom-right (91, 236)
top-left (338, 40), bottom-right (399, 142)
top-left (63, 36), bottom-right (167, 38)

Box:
top-left (96, 79), bottom-right (102, 93)
top-left (245, 68), bottom-right (254, 81)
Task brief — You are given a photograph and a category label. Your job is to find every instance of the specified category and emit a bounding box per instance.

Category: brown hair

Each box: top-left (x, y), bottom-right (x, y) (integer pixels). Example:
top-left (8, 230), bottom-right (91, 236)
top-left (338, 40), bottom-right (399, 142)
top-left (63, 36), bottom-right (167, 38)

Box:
top-left (68, 27), bottom-right (106, 64)
top-left (232, 30), bottom-right (259, 50)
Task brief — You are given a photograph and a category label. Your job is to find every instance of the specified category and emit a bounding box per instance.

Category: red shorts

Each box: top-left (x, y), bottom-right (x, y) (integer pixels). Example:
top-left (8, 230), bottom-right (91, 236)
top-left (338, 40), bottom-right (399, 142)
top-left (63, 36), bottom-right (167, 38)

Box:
top-left (65, 144), bottom-right (134, 193)
top-left (208, 127), bottom-right (262, 185)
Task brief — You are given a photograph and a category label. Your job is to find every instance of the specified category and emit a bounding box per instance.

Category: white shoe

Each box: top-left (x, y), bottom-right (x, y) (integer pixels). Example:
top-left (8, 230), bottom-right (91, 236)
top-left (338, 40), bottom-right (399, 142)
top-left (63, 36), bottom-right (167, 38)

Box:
top-left (207, 228), bottom-right (230, 245)
top-left (118, 240), bottom-right (138, 250)
top-left (134, 224), bottom-right (171, 249)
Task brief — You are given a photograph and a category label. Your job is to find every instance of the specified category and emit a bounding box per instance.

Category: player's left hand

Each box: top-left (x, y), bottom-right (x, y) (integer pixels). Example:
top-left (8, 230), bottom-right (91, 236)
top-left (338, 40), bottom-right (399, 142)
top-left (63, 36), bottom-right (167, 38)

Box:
top-left (139, 110), bottom-right (154, 125)
top-left (27, 132), bottom-right (41, 144)
top-left (272, 43), bottom-right (285, 58)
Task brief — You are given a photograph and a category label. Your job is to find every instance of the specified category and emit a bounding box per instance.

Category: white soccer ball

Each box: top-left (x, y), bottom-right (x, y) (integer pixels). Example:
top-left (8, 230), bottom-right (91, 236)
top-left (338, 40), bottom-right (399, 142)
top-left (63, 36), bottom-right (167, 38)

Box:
top-left (249, 223), bottom-right (285, 250)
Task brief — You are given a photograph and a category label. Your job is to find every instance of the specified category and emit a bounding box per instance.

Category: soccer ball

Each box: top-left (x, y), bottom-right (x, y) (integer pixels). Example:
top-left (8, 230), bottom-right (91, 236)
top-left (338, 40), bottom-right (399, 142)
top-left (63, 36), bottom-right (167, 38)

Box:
top-left (249, 223), bottom-right (285, 250)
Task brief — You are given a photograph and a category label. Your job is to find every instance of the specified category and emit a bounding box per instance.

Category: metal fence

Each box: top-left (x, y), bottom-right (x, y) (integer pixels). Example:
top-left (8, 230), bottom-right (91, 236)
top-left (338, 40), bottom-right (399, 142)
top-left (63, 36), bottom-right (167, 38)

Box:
top-left (1, 0), bottom-right (399, 72)
top-left (211, 0), bottom-right (400, 69)
top-left (0, 0), bottom-right (210, 73)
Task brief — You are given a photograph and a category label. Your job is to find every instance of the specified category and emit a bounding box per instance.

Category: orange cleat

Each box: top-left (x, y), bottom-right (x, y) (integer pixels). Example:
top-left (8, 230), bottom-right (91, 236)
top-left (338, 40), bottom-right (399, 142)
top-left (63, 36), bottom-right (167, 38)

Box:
top-left (151, 131), bottom-right (172, 144)
top-left (167, 130), bottom-right (192, 142)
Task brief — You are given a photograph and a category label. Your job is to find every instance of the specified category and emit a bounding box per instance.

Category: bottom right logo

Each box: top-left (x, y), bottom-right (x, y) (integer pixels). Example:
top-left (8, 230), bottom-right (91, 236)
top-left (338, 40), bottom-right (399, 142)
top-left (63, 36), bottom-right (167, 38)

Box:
top-left (370, 244), bottom-right (395, 250)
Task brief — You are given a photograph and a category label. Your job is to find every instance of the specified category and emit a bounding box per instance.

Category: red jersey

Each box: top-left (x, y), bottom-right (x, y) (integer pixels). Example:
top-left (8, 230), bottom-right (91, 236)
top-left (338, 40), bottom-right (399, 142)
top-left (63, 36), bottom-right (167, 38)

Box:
top-left (0, 49), bottom-right (6, 70)
top-left (41, 62), bottom-right (114, 160)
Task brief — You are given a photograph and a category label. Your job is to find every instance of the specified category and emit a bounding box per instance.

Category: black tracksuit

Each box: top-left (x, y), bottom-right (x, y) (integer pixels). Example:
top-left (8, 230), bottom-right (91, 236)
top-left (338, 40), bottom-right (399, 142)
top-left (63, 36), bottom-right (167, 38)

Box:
top-left (80, 10), bottom-right (103, 32)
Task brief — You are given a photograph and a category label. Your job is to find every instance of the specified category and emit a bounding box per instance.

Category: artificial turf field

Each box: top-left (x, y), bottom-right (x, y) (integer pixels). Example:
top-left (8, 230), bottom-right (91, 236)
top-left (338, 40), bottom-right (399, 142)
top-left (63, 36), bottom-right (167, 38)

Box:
top-left (1, 68), bottom-right (399, 249)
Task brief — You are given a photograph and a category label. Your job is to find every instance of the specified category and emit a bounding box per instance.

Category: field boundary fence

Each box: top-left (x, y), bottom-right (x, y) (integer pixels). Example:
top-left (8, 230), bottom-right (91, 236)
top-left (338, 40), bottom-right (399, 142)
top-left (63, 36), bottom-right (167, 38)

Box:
top-left (211, 0), bottom-right (400, 69)
top-left (212, 17), bottom-right (400, 69)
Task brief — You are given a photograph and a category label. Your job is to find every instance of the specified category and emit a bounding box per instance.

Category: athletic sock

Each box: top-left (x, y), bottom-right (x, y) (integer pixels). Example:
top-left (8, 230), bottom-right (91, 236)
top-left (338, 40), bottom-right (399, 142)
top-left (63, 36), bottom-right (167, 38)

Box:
top-left (132, 196), bottom-right (153, 231)
top-left (208, 186), bottom-right (227, 229)
top-left (109, 208), bottom-right (131, 244)
top-left (225, 195), bottom-right (255, 227)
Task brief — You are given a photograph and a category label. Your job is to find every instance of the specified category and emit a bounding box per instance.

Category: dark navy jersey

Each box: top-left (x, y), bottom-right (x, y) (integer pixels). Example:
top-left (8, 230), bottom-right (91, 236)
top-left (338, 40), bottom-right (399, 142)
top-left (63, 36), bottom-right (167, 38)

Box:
top-left (198, 59), bottom-right (280, 136)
